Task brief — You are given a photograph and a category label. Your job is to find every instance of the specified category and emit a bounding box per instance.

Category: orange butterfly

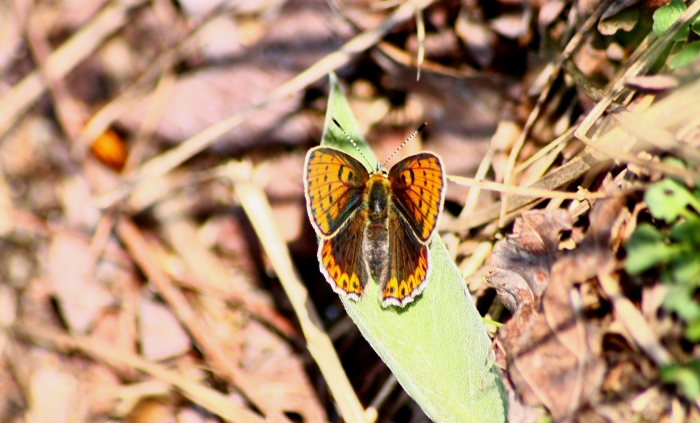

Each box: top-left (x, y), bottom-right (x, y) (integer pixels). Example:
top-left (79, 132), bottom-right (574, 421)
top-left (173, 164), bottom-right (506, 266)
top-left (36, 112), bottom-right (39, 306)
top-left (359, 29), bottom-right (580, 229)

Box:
top-left (304, 121), bottom-right (445, 307)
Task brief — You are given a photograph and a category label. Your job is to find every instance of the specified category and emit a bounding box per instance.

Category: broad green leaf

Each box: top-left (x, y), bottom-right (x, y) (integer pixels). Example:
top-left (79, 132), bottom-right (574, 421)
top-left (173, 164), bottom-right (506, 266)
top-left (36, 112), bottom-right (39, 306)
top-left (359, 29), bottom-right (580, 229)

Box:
top-left (670, 40), bottom-right (700, 68)
top-left (624, 223), bottom-right (679, 274)
top-left (685, 319), bottom-right (700, 342)
top-left (660, 361), bottom-right (700, 400)
top-left (664, 284), bottom-right (700, 322)
top-left (653, 0), bottom-right (690, 41)
top-left (644, 178), bottom-right (699, 222)
top-left (670, 252), bottom-right (700, 285)
top-left (693, 12), bottom-right (700, 35)
top-left (670, 216), bottom-right (700, 245)
top-left (320, 73), bottom-right (508, 423)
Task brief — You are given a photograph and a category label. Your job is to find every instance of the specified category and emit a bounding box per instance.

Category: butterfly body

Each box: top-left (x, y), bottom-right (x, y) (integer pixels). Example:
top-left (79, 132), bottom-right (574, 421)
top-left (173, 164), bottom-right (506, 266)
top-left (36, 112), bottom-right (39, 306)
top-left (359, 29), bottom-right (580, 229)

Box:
top-left (304, 145), bottom-right (445, 307)
top-left (364, 173), bottom-right (391, 283)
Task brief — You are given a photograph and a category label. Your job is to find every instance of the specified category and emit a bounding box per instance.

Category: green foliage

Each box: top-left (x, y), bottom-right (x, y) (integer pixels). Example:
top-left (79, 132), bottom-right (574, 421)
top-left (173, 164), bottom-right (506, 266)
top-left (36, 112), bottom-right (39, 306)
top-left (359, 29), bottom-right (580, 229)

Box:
top-left (644, 177), bottom-right (700, 222)
top-left (652, 0), bottom-right (700, 68)
top-left (626, 167), bottom-right (700, 399)
top-left (670, 40), bottom-right (700, 68)
top-left (320, 73), bottom-right (507, 423)
top-left (660, 360), bottom-right (700, 401)
top-left (625, 171), bottom-right (700, 340)
top-left (693, 12), bottom-right (700, 35)
top-left (653, 0), bottom-right (690, 41)
top-left (623, 223), bottom-right (681, 275)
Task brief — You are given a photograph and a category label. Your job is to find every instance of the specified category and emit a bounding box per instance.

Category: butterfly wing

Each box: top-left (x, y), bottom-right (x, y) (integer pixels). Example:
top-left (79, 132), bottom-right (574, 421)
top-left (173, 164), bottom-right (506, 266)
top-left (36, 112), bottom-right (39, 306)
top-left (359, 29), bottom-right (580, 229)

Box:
top-left (381, 207), bottom-right (430, 307)
top-left (388, 152), bottom-right (445, 242)
top-left (318, 209), bottom-right (370, 299)
top-left (304, 146), bottom-right (369, 238)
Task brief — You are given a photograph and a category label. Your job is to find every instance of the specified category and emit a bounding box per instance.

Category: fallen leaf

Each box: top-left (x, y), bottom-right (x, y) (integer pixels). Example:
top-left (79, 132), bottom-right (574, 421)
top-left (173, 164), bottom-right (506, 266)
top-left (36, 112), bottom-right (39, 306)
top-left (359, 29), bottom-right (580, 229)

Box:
top-left (455, 8), bottom-right (495, 67)
top-left (28, 367), bottom-right (81, 423)
top-left (488, 197), bottom-right (626, 421)
top-left (487, 210), bottom-right (572, 312)
top-left (138, 295), bottom-right (192, 361)
top-left (489, 9), bottom-right (531, 40)
top-left (539, 0), bottom-right (566, 27)
top-left (49, 232), bottom-right (114, 333)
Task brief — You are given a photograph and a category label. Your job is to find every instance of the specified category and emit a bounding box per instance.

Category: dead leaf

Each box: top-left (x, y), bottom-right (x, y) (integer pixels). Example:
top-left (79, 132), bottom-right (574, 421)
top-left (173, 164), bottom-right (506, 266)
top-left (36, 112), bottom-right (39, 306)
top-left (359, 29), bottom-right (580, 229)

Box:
top-left (455, 8), bottom-right (495, 68)
top-left (488, 197), bottom-right (626, 421)
top-left (487, 210), bottom-right (572, 312)
top-left (539, 0), bottom-right (566, 27)
top-left (28, 367), bottom-right (83, 423)
top-left (489, 9), bottom-right (531, 40)
top-left (49, 232), bottom-right (114, 333)
top-left (598, 0), bottom-right (641, 35)
top-left (138, 295), bottom-right (192, 361)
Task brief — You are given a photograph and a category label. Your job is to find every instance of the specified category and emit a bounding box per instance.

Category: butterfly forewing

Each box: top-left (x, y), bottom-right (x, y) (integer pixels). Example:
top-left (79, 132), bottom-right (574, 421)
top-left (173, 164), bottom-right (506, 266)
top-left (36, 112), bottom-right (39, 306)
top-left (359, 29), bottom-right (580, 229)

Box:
top-left (304, 147), bottom-right (369, 237)
top-left (389, 153), bottom-right (445, 242)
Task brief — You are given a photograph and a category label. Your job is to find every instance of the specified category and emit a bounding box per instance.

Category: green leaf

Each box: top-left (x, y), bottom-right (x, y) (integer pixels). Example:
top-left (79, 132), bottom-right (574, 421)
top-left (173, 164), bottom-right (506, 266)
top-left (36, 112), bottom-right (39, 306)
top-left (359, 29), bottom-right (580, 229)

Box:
top-left (644, 178), bottom-right (698, 223)
top-left (685, 319), bottom-right (700, 342)
top-left (692, 9), bottom-right (700, 35)
top-left (664, 284), bottom-right (700, 322)
top-left (653, 0), bottom-right (690, 41)
top-left (670, 40), bottom-right (700, 68)
top-left (670, 216), bottom-right (700, 245)
top-left (322, 73), bottom-right (508, 423)
top-left (670, 253), bottom-right (700, 285)
top-left (624, 223), bottom-right (678, 274)
top-left (660, 361), bottom-right (700, 400)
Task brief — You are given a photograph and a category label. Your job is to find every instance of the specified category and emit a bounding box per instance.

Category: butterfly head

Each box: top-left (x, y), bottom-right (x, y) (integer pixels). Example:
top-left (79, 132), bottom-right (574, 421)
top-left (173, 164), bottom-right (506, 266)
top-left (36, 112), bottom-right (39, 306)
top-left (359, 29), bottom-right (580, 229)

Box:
top-left (331, 118), bottom-right (428, 176)
top-left (372, 163), bottom-right (389, 177)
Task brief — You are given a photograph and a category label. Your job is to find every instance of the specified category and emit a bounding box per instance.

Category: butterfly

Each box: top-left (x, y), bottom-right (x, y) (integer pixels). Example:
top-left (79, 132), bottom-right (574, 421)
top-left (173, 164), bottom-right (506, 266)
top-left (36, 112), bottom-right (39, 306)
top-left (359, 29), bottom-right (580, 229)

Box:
top-left (304, 120), bottom-right (445, 307)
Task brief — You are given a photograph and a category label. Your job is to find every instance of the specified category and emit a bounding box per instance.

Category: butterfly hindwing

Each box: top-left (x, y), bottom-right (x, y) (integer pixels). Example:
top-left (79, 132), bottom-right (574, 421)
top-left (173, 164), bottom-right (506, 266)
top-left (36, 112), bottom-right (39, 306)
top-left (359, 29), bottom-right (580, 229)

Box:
top-left (381, 207), bottom-right (430, 307)
top-left (318, 209), bottom-right (370, 298)
top-left (389, 152), bottom-right (445, 242)
top-left (304, 146), bottom-right (369, 237)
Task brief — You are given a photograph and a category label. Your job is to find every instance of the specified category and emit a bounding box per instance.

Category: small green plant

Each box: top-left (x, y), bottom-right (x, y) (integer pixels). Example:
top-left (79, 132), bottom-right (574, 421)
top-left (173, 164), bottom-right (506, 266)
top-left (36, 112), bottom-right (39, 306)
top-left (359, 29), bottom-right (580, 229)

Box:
top-left (659, 359), bottom-right (700, 401)
top-left (625, 169), bottom-right (700, 340)
top-left (652, 0), bottom-right (700, 68)
top-left (625, 162), bottom-right (700, 400)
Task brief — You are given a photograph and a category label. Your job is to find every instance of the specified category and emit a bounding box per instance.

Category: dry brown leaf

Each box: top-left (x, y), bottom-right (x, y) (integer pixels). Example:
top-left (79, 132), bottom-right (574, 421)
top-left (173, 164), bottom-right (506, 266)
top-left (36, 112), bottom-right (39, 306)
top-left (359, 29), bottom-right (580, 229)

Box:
top-left (488, 210), bottom-right (572, 312)
top-left (455, 8), bottom-right (495, 68)
top-left (488, 197), bottom-right (626, 421)
top-left (489, 10), bottom-right (531, 40)
top-left (138, 295), bottom-right (192, 361)
top-left (538, 0), bottom-right (566, 27)
top-left (28, 367), bottom-right (83, 423)
top-left (49, 232), bottom-right (114, 333)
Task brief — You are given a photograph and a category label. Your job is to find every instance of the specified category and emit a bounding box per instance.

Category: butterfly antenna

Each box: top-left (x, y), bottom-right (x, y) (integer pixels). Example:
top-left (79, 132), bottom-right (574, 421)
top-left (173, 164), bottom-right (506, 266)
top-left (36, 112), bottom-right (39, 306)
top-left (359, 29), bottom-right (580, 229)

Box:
top-left (382, 122), bottom-right (428, 169)
top-left (331, 117), bottom-right (374, 170)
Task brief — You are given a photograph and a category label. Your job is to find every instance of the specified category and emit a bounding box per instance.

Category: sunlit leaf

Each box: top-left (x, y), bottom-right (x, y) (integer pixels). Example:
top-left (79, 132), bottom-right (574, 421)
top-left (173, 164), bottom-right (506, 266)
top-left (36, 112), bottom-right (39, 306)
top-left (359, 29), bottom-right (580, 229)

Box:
top-left (624, 223), bottom-right (680, 274)
top-left (653, 0), bottom-right (690, 41)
